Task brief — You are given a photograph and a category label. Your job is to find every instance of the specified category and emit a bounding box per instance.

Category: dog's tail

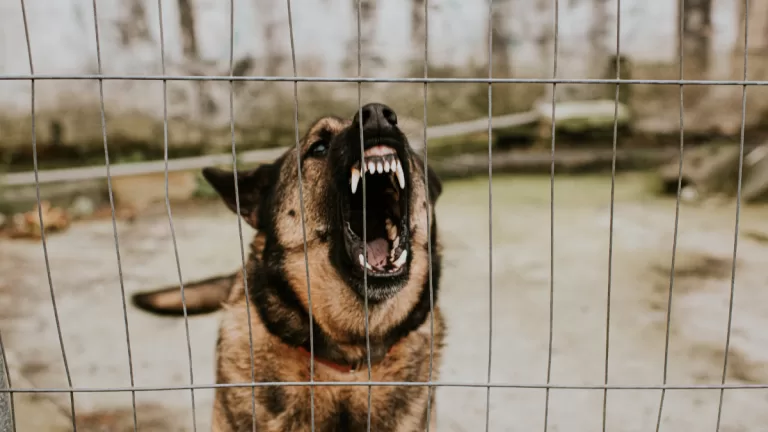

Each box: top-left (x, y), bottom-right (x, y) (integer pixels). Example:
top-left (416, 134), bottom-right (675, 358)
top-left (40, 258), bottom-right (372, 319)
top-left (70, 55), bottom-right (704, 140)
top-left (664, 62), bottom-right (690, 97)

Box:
top-left (131, 272), bottom-right (238, 317)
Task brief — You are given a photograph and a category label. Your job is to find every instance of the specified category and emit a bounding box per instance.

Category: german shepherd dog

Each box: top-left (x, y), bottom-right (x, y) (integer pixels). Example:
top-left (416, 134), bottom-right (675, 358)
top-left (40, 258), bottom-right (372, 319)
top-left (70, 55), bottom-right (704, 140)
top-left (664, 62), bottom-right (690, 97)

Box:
top-left (131, 103), bottom-right (445, 431)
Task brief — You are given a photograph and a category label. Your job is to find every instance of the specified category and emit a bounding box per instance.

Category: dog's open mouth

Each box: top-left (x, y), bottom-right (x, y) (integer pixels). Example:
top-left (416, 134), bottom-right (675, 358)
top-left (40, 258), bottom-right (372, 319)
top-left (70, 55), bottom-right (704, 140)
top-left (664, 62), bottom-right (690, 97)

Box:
top-left (342, 144), bottom-right (409, 277)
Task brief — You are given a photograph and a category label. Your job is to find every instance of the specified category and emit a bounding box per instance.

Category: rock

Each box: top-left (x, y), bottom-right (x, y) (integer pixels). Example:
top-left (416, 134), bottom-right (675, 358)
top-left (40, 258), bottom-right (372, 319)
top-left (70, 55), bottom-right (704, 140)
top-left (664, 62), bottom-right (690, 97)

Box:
top-left (69, 196), bottom-right (96, 219)
top-left (680, 185), bottom-right (700, 203)
top-left (8, 201), bottom-right (71, 239)
top-left (657, 144), bottom-right (742, 199)
top-left (694, 146), bottom-right (742, 196)
top-left (110, 171), bottom-right (197, 217)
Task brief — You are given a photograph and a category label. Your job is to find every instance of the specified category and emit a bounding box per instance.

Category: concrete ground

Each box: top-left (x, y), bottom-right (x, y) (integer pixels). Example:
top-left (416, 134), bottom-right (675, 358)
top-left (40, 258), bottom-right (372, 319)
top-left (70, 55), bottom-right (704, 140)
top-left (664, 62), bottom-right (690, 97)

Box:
top-left (1, 172), bottom-right (768, 431)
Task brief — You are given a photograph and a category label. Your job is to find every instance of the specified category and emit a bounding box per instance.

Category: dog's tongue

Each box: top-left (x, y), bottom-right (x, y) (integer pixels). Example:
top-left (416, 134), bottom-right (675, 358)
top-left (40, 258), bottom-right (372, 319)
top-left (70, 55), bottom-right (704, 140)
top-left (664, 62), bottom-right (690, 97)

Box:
top-left (366, 238), bottom-right (389, 268)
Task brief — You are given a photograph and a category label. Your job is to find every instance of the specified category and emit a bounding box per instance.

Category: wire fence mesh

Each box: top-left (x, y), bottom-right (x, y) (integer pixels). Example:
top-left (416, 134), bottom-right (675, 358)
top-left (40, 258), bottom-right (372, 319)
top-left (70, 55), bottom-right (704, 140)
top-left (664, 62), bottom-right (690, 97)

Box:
top-left (0, 0), bottom-right (762, 430)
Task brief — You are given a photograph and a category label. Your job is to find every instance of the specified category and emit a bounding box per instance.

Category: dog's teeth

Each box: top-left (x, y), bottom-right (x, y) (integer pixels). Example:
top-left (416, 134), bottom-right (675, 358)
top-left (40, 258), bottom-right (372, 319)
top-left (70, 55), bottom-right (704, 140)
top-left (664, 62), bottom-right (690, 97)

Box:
top-left (393, 236), bottom-right (400, 250)
top-left (359, 253), bottom-right (374, 270)
top-left (376, 162), bottom-right (383, 173)
top-left (388, 172), bottom-right (398, 189)
top-left (368, 161), bottom-right (376, 174)
top-left (386, 219), bottom-right (397, 241)
top-left (395, 161), bottom-right (405, 189)
top-left (350, 168), bottom-right (361, 194)
top-left (384, 160), bottom-right (390, 172)
top-left (393, 250), bottom-right (407, 268)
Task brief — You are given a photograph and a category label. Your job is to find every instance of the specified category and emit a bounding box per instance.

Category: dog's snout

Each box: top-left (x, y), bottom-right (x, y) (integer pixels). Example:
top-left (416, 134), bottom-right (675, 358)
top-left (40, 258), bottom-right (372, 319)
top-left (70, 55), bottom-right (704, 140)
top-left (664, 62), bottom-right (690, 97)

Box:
top-left (353, 103), bottom-right (398, 132)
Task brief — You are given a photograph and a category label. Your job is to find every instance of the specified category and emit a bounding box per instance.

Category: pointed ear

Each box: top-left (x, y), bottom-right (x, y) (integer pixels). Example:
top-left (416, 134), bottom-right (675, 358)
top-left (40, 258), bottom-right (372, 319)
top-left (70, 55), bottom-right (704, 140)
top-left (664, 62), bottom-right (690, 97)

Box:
top-left (202, 164), bottom-right (274, 229)
top-left (426, 165), bottom-right (443, 205)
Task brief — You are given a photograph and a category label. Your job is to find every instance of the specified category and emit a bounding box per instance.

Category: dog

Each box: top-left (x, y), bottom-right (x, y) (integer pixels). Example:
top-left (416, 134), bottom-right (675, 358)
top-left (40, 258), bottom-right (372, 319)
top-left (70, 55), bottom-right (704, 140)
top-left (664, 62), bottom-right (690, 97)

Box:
top-left (131, 102), bottom-right (445, 431)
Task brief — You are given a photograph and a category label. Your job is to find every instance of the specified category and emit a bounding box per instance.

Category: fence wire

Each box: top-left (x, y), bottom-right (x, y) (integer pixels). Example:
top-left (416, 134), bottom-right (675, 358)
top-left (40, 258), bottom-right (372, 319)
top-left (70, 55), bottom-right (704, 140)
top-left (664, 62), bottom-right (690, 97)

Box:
top-left (0, 0), bottom-right (757, 430)
top-left (655, 0), bottom-right (688, 430)
top-left (543, 0), bottom-right (559, 430)
top-left (602, 0), bottom-right (621, 431)
top-left (17, 0), bottom-right (77, 430)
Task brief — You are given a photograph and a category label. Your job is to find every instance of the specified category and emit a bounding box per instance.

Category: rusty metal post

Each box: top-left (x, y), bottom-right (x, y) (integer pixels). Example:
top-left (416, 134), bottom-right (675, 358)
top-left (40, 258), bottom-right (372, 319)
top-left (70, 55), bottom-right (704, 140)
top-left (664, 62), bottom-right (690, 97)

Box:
top-left (0, 339), bottom-right (13, 432)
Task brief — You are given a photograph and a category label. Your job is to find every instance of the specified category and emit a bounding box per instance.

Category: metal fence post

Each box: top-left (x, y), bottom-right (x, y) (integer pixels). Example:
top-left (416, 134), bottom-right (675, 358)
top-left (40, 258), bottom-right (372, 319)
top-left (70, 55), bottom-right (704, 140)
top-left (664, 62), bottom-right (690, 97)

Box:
top-left (0, 341), bottom-right (13, 432)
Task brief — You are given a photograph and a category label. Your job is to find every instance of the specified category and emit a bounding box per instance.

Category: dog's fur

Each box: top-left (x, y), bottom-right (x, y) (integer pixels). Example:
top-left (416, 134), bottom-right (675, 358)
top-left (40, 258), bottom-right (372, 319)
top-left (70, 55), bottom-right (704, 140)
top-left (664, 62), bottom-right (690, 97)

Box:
top-left (131, 103), bottom-right (445, 431)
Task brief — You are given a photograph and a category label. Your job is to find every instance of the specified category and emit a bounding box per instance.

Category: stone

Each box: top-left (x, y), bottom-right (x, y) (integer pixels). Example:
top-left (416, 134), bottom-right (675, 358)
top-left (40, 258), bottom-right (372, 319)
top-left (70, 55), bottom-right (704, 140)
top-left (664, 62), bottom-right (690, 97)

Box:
top-left (69, 196), bottom-right (96, 219)
top-left (110, 171), bottom-right (197, 216)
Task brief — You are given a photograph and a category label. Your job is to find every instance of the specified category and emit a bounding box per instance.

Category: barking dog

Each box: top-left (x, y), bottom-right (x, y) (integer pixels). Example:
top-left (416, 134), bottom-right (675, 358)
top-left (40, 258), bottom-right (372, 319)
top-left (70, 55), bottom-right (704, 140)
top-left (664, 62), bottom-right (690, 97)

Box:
top-left (131, 102), bottom-right (445, 431)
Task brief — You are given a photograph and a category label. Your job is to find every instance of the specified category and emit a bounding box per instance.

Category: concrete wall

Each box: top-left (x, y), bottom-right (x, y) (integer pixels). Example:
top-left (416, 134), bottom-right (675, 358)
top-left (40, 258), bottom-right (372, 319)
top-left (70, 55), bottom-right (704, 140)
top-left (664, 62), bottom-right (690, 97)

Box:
top-left (0, 0), bottom-right (746, 154)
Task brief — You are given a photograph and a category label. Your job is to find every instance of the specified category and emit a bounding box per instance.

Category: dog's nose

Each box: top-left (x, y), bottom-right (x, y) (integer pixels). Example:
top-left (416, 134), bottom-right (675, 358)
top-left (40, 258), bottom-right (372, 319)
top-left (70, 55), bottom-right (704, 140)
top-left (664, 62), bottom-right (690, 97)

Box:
top-left (353, 103), bottom-right (398, 132)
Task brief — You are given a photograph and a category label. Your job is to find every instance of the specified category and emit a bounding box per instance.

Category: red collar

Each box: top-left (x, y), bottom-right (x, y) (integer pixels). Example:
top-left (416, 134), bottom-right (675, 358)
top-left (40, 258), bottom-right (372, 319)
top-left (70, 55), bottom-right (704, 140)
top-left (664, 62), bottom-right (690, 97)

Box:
top-left (296, 344), bottom-right (397, 374)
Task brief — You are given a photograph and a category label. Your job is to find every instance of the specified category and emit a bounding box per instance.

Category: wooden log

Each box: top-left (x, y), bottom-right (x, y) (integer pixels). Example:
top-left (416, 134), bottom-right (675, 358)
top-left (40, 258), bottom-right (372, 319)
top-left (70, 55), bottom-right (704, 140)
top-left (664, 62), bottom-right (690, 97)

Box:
top-left (432, 147), bottom-right (679, 180)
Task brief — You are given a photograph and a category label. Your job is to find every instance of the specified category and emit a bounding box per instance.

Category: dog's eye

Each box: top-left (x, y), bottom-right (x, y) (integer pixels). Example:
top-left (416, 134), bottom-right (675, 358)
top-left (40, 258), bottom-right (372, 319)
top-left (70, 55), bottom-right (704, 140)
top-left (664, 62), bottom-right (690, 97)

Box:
top-left (308, 140), bottom-right (329, 158)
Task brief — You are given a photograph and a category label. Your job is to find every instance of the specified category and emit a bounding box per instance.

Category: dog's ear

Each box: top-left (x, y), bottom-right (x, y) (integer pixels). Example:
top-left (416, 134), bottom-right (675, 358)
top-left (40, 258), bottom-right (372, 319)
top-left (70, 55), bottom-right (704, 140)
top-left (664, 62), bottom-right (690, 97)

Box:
top-left (426, 165), bottom-right (443, 204)
top-left (202, 164), bottom-right (274, 229)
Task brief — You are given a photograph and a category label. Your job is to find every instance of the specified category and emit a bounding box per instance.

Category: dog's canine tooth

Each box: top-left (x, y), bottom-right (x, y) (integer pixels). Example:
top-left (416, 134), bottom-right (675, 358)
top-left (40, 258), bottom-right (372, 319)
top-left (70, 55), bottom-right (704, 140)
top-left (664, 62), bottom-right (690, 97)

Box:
top-left (395, 160), bottom-right (405, 189)
top-left (393, 250), bottom-right (407, 267)
top-left (385, 219), bottom-right (397, 240)
top-left (359, 253), bottom-right (374, 270)
top-left (393, 235), bottom-right (400, 250)
top-left (350, 168), bottom-right (361, 194)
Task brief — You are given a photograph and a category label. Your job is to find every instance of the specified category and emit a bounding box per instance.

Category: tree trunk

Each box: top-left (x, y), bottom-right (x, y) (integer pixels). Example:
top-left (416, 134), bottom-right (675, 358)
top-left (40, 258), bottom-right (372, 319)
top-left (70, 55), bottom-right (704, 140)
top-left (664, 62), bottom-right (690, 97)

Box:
top-left (488, 0), bottom-right (514, 114)
top-left (175, 0), bottom-right (215, 129)
top-left (733, 0), bottom-right (768, 79)
top-left (411, 0), bottom-right (427, 68)
top-left (489, 0), bottom-right (511, 77)
top-left (678, 0), bottom-right (712, 80)
top-left (116, 0), bottom-right (153, 47)
top-left (177, 0), bottom-right (199, 59)
top-left (687, 0), bottom-right (768, 135)
top-left (344, 0), bottom-right (382, 76)
top-left (258, 0), bottom-right (286, 77)
top-left (588, 0), bottom-right (611, 99)
top-left (537, 0), bottom-right (555, 103)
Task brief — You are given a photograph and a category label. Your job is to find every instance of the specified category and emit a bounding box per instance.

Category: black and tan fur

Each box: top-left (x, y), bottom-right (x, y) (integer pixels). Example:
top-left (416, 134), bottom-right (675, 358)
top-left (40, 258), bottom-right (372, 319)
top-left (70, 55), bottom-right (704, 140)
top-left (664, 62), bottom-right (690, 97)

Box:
top-left (131, 103), bottom-right (445, 431)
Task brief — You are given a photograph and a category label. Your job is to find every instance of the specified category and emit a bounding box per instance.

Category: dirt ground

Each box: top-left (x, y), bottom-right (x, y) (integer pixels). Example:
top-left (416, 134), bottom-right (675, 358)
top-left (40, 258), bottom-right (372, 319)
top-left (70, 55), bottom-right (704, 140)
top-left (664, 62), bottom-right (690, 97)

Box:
top-left (1, 172), bottom-right (768, 431)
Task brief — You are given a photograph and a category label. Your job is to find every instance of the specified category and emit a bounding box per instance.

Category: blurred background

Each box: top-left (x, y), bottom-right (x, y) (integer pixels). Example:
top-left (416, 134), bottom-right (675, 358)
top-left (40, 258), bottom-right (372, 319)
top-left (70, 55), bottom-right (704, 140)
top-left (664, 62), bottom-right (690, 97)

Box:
top-left (2, 0), bottom-right (768, 430)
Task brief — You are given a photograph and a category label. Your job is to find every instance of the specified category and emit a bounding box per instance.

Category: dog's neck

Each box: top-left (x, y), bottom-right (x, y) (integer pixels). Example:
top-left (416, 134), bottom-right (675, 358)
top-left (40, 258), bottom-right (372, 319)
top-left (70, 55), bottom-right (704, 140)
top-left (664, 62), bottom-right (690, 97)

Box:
top-left (295, 340), bottom-right (398, 374)
top-left (252, 265), bottom-right (399, 368)
top-left (247, 234), bottom-right (401, 369)
top-left (247, 222), bottom-right (441, 371)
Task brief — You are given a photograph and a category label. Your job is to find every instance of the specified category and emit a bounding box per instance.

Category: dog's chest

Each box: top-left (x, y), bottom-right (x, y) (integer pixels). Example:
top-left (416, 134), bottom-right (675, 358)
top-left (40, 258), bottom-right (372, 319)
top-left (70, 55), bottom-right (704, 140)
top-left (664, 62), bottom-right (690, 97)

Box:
top-left (276, 384), bottom-right (431, 432)
top-left (220, 381), bottom-right (431, 432)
